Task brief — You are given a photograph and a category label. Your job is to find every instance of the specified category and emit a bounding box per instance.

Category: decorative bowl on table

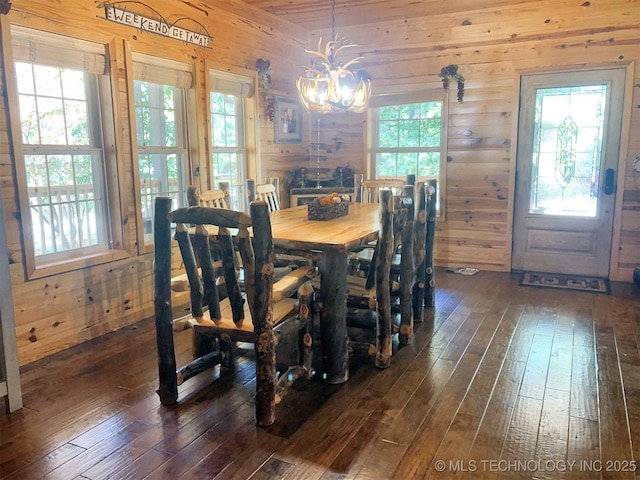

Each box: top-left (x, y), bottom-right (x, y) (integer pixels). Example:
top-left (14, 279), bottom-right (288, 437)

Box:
top-left (307, 193), bottom-right (350, 221)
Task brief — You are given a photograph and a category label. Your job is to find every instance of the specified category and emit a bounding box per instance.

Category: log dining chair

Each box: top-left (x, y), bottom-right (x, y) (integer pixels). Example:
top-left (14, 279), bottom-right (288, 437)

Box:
top-left (186, 184), bottom-right (316, 295)
top-left (187, 185), bottom-right (229, 209)
top-left (255, 182), bottom-right (281, 213)
top-left (345, 182), bottom-right (436, 365)
top-left (360, 178), bottom-right (406, 204)
top-left (251, 180), bottom-right (315, 269)
top-left (153, 197), bottom-right (315, 426)
top-left (350, 178), bottom-right (406, 255)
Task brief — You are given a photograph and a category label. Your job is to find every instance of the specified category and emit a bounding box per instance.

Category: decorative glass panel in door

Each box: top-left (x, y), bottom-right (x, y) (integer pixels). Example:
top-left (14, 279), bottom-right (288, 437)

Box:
top-left (528, 85), bottom-right (605, 217)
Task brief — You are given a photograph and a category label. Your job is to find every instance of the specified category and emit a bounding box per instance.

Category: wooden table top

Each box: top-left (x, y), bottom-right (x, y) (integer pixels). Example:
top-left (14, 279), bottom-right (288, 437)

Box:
top-left (269, 203), bottom-right (380, 253)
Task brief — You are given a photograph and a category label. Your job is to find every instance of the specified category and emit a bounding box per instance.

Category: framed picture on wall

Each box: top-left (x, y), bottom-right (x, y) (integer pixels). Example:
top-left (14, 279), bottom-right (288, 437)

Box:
top-left (274, 96), bottom-right (302, 143)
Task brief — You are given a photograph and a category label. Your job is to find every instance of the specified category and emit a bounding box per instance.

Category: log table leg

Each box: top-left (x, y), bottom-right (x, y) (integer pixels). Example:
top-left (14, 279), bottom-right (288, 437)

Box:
top-left (319, 249), bottom-right (349, 384)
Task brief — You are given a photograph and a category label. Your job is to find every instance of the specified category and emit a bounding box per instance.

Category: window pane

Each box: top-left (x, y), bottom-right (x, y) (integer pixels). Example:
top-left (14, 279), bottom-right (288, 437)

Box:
top-left (210, 92), bottom-right (225, 114)
top-left (34, 65), bottom-right (62, 97)
top-left (379, 121), bottom-right (399, 148)
top-left (211, 113), bottom-right (226, 145)
top-left (420, 118), bottom-right (441, 147)
top-left (400, 121), bottom-right (419, 147)
top-left (64, 100), bottom-right (90, 145)
top-left (164, 109), bottom-right (176, 147)
top-left (376, 152), bottom-right (398, 176)
top-left (224, 116), bottom-right (237, 146)
top-left (224, 99), bottom-right (236, 115)
top-left (18, 94), bottom-right (39, 144)
top-left (60, 70), bottom-right (86, 100)
top-left (213, 152), bottom-right (245, 211)
top-left (74, 155), bottom-right (93, 184)
top-left (417, 152), bottom-right (440, 176)
top-left (38, 97), bottom-right (67, 144)
top-left (15, 62), bottom-right (35, 94)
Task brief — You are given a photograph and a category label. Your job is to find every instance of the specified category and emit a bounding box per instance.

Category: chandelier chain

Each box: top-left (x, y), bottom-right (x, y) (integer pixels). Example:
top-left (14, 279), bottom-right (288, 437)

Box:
top-left (331, 0), bottom-right (336, 41)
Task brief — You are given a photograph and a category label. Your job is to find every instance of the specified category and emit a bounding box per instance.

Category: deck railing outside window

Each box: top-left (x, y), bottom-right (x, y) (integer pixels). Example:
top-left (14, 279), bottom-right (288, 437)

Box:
top-left (140, 178), bottom-right (181, 234)
top-left (27, 183), bottom-right (102, 256)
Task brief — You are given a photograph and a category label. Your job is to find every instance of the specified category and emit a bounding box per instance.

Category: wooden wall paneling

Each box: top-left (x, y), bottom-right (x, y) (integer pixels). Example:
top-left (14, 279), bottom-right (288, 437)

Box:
top-left (12, 257), bottom-right (155, 364)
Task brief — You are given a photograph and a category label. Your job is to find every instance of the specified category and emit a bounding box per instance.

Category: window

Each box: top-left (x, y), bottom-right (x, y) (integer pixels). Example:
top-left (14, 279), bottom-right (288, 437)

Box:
top-left (132, 53), bottom-right (192, 245)
top-left (370, 92), bottom-right (446, 214)
top-left (9, 26), bottom-right (118, 273)
top-left (209, 70), bottom-right (254, 212)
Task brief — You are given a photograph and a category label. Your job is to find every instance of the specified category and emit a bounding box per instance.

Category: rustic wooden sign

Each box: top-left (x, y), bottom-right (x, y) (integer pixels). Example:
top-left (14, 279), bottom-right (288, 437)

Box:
top-left (101, 3), bottom-right (212, 48)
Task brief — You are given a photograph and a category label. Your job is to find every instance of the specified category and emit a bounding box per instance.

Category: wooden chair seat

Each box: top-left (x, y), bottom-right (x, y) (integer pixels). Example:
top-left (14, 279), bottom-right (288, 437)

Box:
top-left (174, 297), bottom-right (298, 343)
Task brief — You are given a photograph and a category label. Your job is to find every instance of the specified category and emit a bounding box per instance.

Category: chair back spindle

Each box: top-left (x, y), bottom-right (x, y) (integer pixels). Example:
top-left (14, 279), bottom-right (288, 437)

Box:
top-left (412, 182), bottom-right (429, 323)
top-left (424, 180), bottom-right (437, 308)
top-left (375, 189), bottom-right (395, 368)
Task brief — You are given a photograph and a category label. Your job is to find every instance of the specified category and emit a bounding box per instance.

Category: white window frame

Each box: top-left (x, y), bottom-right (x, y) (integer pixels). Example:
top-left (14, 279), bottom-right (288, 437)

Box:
top-left (129, 52), bottom-right (192, 250)
top-left (368, 90), bottom-right (447, 217)
top-left (4, 25), bottom-right (124, 278)
top-left (208, 68), bottom-right (257, 212)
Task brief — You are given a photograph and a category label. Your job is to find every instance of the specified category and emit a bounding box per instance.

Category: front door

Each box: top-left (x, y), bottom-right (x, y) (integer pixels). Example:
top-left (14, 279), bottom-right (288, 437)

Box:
top-left (512, 69), bottom-right (626, 277)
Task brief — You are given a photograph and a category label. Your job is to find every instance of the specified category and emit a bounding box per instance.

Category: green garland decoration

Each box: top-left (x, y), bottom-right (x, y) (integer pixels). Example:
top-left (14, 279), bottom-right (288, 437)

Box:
top-left (438, 64), bottom-right (465, 103)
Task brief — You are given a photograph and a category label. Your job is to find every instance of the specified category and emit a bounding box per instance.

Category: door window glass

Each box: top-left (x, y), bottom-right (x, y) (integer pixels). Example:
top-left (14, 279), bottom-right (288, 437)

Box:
top-left (529, 85), bottom-right (607, 217)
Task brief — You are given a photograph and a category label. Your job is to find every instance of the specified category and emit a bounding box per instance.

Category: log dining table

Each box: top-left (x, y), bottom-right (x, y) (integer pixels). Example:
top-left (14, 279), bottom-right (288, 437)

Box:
top-left (268, 203), bottom-right (381, 384)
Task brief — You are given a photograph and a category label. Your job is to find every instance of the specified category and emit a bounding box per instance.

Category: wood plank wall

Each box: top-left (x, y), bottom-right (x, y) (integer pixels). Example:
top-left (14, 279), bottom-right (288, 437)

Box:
top-left (0, 0), bottom-right (309, 365)
top-left (308, 0), bottom-right (640, 276)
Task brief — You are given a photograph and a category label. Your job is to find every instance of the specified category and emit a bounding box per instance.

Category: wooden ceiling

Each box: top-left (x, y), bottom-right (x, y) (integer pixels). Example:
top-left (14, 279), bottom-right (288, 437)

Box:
top-left (239, 0), bottom-right (533, 30)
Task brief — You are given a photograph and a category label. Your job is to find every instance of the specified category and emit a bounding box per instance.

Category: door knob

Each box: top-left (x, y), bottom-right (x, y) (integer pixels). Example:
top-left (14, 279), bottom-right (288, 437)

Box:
top-left (604, 168), bottom-right (616, 195)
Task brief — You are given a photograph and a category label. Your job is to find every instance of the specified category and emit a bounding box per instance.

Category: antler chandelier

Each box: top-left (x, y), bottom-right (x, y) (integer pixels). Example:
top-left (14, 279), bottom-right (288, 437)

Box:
top-left (296, 0), bottom-right (371, 113)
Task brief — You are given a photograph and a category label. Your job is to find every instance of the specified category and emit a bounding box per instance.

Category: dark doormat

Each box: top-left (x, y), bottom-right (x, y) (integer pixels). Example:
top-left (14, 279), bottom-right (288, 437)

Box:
top-left (520, 272), bottom-right (610, 294)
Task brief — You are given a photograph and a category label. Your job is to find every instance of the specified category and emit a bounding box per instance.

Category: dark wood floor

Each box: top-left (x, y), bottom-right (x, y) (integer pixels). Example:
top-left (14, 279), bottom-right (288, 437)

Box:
top-left (1, 269), bottom-right (639, 479)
